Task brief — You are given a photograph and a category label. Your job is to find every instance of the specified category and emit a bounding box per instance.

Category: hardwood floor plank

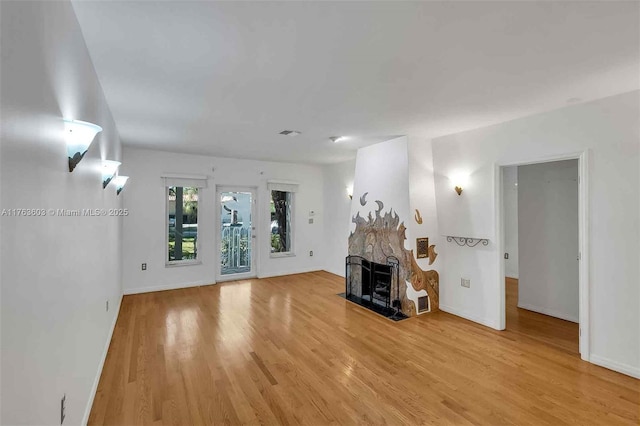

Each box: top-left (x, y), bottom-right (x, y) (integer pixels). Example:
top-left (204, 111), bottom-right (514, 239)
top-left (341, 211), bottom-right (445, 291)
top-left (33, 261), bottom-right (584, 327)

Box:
top-left (249, 351), bottom-right (279, 386)
top-left (89, 272), bottom-right (639, 425)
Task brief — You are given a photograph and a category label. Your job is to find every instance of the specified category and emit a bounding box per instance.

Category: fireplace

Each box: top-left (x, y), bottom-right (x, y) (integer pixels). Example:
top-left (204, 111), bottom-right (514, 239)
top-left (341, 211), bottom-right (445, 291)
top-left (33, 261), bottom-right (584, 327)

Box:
top-left (345, 255), bottom-right (406, 320)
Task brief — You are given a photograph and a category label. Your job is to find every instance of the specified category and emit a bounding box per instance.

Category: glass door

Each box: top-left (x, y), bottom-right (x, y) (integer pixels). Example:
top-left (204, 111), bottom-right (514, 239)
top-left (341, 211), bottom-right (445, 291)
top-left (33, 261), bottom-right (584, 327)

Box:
top-left (217, 187), bottom-right (256, 280)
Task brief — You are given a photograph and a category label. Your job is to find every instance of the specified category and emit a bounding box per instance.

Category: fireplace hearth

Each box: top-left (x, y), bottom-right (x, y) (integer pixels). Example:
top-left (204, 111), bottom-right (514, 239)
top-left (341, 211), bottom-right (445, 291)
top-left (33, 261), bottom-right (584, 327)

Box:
top-left (344, 255), bottom-right (407, 321)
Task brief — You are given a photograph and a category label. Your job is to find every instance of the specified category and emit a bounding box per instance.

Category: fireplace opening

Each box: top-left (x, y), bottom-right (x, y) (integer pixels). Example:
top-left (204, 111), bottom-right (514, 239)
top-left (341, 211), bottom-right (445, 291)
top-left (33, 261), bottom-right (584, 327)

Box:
top-left (344, 255), bottom-right (407, 321)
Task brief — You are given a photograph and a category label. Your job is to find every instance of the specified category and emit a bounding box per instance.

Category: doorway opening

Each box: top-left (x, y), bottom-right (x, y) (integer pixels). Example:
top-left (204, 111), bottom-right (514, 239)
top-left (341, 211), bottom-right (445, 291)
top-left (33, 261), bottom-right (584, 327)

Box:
top-left (498, 153), bottom-right (588, 359)
top-left (217, 186), bottom-right (257, 281)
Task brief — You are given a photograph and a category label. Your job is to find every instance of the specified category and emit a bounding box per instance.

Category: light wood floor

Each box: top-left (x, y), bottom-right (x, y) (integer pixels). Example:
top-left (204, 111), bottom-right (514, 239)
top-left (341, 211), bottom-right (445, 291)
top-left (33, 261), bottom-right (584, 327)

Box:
top-left (505, 277), bottom-right (579, 354)
top-left (90, 271), bottom-right (639, 425)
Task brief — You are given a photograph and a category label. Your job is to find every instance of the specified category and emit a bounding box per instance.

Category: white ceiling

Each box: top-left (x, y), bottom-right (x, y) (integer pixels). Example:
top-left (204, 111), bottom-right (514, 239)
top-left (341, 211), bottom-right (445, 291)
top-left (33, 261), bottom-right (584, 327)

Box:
top-left (72, 1), bottom-right (639, 164)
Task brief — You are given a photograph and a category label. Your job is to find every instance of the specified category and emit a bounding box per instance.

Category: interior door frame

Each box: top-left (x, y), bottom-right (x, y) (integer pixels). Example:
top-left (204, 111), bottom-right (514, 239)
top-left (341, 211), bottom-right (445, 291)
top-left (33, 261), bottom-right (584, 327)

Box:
top-left (495, 150), bottom-right (589, 361)
top-left (216, 185), bottom-right (258, 282)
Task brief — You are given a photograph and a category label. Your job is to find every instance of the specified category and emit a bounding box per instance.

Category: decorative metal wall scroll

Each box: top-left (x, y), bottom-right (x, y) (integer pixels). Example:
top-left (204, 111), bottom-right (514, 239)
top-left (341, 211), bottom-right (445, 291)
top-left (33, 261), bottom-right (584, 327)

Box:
top-left (446, 236), bottom-right (489, 248)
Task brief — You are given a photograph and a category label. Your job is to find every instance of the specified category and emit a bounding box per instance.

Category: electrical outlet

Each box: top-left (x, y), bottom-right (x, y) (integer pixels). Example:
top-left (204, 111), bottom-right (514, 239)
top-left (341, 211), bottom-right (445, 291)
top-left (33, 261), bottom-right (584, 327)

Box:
top-left (309, 250), bottom-right (313, 257)
top-left (461, 278), bottom-right (471, 288)
top-left (308, 218), bottom-right (314, 224)
top-left (141, 263), bottom-right (147, 271)
top-left (61, 394), bottom-right (66, 425)
top-left (504, 252), bottom-right (509, 259)
top-left (106, 300), bottom-right (109, 312)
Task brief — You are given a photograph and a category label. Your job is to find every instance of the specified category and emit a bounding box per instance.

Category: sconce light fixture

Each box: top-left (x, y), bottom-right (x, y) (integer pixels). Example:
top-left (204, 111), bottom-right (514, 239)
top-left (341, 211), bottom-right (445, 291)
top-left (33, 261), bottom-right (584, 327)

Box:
top-left (113, 175), bottom-right (129, 195)
top-left (450, 171), bottom-right (469, 196)
top-left (346, 184), bottom-right (354, 200)
top-left (64, 119), bottom-right (102, 172)
top-left (101, 160), bottom-right (121, 188)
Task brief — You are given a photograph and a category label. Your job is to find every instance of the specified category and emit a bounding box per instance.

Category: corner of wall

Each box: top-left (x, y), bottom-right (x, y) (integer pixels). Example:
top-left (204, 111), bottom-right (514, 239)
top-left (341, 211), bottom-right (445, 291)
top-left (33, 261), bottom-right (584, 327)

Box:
top-left (82, 293), bottom-right (124, 425)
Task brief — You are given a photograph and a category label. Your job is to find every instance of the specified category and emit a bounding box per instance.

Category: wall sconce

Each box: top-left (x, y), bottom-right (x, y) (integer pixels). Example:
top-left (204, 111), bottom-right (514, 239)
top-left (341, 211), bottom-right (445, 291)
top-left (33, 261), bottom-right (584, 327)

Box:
top-left (346, 184), bottom-right (354, 200)
top-left (450, 172), bottom-right (469, 196)
top-left (113, 175), bottom-right (129, 195)
top-left (101, 160), bottom-right (121, 188)
top-left (64, 119), bottom-right (102, 172)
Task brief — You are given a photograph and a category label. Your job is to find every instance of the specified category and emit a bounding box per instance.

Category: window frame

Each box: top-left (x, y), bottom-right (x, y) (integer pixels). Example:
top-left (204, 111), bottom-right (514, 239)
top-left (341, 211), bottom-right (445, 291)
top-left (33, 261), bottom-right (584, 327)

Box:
top-left (269, 189), bottom-right (295, 258)
top-left (165, 185), bottom-right (202, 267)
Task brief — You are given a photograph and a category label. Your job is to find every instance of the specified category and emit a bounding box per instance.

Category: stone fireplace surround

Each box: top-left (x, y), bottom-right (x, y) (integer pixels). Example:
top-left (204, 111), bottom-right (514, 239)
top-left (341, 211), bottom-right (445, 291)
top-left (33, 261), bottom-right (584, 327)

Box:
top-left (347, 204), bottom-right (439, 318)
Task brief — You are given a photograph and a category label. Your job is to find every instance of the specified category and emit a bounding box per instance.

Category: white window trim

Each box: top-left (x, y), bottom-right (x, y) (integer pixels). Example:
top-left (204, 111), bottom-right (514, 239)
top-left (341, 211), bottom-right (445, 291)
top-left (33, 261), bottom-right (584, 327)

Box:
top-left (165, 185), bottom-right (201, 267)
top-left (270, 252), bottom-right (296, 259)
top-left (267, 180), bottom-right (299, 193)
top-left (162, 173), bottom-right (209, 188)
top-left (166, 259), bottom-right (203, 267)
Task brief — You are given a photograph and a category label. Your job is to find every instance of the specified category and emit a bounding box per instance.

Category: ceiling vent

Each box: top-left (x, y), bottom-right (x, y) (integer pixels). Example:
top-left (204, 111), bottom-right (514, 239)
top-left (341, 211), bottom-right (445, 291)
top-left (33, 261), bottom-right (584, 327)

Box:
top-left (279, 130), bottom-right (301, 136)
top-left (330, 136), bottom-right (349, 143)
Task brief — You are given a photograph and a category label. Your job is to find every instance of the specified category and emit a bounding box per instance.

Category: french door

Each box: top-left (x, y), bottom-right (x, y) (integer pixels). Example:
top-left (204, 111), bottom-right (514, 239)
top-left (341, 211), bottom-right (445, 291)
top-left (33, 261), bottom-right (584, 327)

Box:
top-left (216, 186), bottom-right (257, 281)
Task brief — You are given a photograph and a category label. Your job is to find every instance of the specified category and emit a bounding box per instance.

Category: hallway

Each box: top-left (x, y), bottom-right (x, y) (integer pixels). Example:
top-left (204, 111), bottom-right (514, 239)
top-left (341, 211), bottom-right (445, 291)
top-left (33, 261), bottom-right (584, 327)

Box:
top-left (506, 277), bottom-right (579, 354)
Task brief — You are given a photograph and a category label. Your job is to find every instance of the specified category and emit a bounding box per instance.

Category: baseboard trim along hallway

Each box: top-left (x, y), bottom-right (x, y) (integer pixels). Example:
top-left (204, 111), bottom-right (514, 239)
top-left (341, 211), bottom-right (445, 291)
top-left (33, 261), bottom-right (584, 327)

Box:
top-left (82, 294), bottom-right (123, 425)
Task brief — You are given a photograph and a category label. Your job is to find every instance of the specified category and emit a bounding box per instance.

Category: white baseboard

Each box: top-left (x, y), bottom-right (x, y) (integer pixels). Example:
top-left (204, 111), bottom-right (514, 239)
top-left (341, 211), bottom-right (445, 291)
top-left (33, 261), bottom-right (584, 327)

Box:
top-left (215, 275), bottom-right (257, 283)
top-left (258, 267), bottom-right (321, 279)
top-left (323, 267), bottom-right (345, 278)
top-left (123, 279), bottom-right (215, 295)
top-left (321, 269), bottom-right (344, 278)
top-left (439, 304), bottom-right (502, 330)
top-left (82, 293), bottom-right (123, 425)
top-left (517, 302), bottom-right (578, 323)
top-left (590, 354), bottom-right (640, 379)
top-left (124, 269), bottom-right (323, 294)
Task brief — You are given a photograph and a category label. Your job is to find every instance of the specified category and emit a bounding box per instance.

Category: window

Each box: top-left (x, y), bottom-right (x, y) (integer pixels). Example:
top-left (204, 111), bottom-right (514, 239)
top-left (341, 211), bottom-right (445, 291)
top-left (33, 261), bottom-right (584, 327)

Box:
top-left (167, 186), bottom-right (199, 263)
top-left (267, 181), bottom-right (298, 256)
top-left (270, 190), bottom-right (293, 254)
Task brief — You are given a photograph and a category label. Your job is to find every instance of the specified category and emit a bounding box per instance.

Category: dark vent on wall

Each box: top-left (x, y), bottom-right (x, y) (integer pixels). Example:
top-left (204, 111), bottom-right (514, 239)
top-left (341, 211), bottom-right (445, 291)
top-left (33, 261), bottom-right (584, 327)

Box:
top-left (417, 296), bottom-right (429, 313)
top-left (416, 238), bottom-right (429, 258)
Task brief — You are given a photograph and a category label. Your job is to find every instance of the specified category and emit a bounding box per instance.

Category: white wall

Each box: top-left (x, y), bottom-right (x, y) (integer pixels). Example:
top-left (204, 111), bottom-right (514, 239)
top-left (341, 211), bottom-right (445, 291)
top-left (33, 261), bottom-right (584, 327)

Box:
top-left (322, 159), bottom-right (356, 276)
top-left (1, 1), bottom-right (123, 424)
top-left (432, 91), bottom-right (640, 377)
top-left (350, 137), bottom-right (411, 228)
top-left (518, 160), bottom-right (579, 322)
top-left (121, 147), bottom-right (325, 293)
top-left (407, 138), bottom-right (441, 273)
top-left (503, 166), bottom-right (518, 278)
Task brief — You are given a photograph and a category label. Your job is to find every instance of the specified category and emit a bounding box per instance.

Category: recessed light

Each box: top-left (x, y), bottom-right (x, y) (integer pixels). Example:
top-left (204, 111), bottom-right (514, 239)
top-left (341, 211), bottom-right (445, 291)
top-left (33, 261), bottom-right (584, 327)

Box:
top-left (330, 136), bottom-right (349, 143)
top-left (279, 130), bottom-right (301, 136)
